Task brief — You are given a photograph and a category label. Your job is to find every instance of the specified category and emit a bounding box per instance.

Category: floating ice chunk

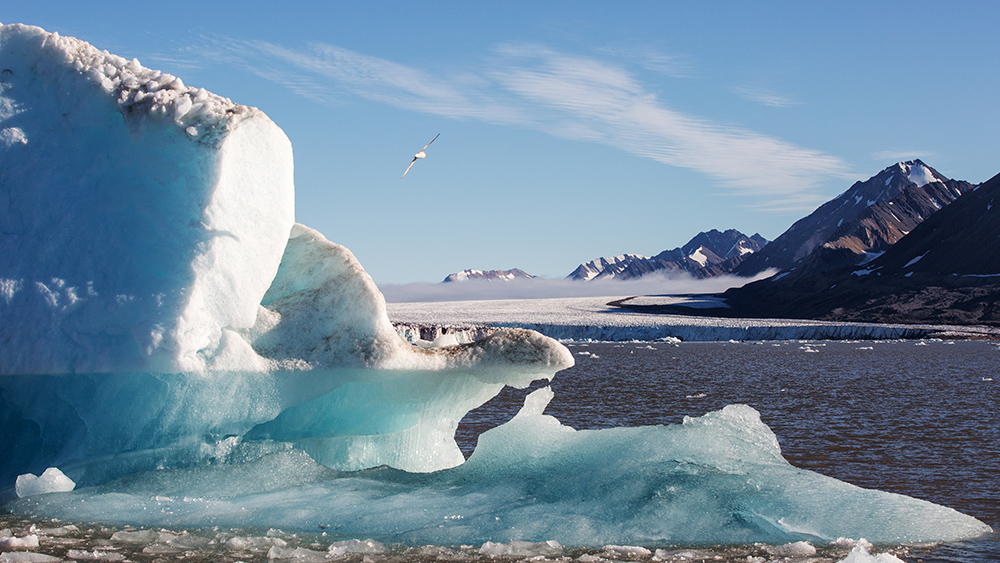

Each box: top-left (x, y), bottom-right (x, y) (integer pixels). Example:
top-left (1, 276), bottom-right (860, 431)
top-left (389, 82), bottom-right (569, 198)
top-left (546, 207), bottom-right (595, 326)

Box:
top-left (836, 544), bottom-right (905, 563)
top-left (765, 541), bottom-right (816, 556)
top-left (327, 539), bottom-right (387, 557)
top-left (225, 536), bottom-right (288, 550)
top-left (14, 467), bottom-right (75, 498)
top-left (0, 535), bottom-right (39, 549)
top-left (65, 549), bottom-right (126, 561)
top-left (35, 525), bottom-right (78, 537)
top-left (267, 545), bottom-right (330, 561)
top-left (830, 537), bottom-right (874, 549)
top-left (602, 545), bottom-right (652, 558)
top-left (479, 540), bottom-right (562, 558)
top-left (0, 552), bottom-right (62, 562)
top-left (430, 333), bottom-right (460, 348)
top-left (109, 530), bottom-right (161, 544)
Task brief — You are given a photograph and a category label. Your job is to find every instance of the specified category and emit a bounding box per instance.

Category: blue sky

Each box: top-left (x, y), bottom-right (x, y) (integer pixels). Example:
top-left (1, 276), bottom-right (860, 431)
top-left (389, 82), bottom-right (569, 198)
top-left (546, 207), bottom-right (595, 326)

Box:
top-left (6, 2), bottom-right (1000, 285)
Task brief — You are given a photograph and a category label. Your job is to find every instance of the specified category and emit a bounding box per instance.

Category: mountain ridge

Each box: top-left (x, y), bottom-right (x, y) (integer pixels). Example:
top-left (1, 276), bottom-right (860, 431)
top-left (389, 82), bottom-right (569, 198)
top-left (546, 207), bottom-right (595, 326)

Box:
top-left (568, 229), bottom-right (767, 281)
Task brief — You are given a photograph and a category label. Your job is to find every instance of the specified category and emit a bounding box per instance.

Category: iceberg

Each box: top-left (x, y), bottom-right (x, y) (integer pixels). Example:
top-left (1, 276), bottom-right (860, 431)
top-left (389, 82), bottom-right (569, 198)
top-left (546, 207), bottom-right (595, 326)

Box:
top-left (0, 23), bottom-right (991, 549)
top-left (14, 467), bottom-right (75, 498)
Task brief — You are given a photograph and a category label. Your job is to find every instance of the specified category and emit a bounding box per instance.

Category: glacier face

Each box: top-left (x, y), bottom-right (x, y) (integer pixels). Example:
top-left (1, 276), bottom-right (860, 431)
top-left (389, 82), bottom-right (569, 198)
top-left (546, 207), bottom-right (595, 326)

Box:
top-left (0, 23), bottom-right (991, 549)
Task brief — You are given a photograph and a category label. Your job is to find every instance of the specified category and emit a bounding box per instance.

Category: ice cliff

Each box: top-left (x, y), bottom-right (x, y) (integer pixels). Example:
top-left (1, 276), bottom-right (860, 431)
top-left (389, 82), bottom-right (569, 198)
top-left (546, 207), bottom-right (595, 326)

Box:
top-left (0, 23), bottom-right (293, 374)
top-left (0, 23), bottom-right (991, 548)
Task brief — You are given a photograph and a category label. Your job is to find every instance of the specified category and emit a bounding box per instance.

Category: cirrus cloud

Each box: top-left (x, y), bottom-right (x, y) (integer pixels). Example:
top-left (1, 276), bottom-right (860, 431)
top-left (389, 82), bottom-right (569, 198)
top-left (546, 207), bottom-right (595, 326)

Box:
top-left (192, 37), bottom-right (853, 212)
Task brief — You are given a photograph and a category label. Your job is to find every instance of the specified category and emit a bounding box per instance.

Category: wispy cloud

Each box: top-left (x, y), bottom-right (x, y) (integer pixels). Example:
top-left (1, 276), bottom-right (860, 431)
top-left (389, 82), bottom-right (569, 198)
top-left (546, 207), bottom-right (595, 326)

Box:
top-left (197, 37), bottom-right (852, 211)
top-left (730, 86), bottom-right (801, 108)
top-left (597, 45), bottom-right (695, 78)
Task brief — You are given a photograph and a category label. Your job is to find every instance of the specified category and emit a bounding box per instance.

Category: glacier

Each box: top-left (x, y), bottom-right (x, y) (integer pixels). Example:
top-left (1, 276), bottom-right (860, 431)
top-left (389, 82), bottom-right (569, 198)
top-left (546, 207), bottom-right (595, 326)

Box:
top-left (0, 22), bottom-right (991, 550)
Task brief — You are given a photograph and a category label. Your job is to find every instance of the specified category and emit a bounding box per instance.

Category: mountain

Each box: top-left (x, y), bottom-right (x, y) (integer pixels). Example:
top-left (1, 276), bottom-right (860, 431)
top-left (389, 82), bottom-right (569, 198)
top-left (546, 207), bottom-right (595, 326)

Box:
top-left (720, 169), bottom-right (1000, 324)
top-left (442, 268), bottom-right (536, 283)
top-left (734, 160), bottom-right (975, 277)
top-left (567, 229), bottom-right (767, 281)
top-left (567, 254), bottom-right (651, 281)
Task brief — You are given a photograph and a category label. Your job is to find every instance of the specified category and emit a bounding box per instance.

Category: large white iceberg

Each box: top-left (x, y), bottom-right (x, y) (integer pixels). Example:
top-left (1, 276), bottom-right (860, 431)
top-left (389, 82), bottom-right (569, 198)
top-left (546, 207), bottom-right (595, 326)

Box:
top-left (0, 23), bottom-right (991, 549)
top-left (0, 22), bottom-right (571, 483)
top-left (0, 23), bottom-right (294, 374)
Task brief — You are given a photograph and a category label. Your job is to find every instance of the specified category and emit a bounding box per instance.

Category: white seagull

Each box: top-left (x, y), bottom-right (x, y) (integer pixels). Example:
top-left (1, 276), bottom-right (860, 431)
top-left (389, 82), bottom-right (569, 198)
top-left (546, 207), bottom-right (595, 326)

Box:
top-left (401, 133), bottom-right (440, 178)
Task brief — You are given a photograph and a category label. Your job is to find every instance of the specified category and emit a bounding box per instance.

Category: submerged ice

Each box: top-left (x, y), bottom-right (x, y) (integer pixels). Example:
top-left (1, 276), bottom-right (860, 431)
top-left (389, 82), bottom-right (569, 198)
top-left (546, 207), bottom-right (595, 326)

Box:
top-left (0, 22), bottom-right (991, 550)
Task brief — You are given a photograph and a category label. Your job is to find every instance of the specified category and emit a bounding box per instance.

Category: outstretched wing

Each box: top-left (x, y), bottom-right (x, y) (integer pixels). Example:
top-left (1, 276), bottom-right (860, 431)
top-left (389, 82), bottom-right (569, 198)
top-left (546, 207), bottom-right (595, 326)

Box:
top-left (421, 133), bottom-right (440, 152)
top-left (401, 157), bottom-right (417, 178)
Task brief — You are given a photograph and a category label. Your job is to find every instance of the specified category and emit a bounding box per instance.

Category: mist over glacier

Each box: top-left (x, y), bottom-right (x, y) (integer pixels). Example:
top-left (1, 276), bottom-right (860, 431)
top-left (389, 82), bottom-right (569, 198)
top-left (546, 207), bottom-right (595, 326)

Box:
top-left (0, 23), bottom-right (991, 549)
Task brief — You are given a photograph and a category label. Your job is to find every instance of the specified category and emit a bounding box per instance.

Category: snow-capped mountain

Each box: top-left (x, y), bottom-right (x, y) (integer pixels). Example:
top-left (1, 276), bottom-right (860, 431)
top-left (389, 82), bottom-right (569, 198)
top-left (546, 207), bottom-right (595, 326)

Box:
top-left (442, 268), bottom-right (536, 283)
top-left (567, 230), bottom-right (767, 281)
top-left (566, 254), bottom-right (650, 281)
top-left (723, 169), bottom-right (1000, 324)
top-left (734, 160), bottom-right (974, 277)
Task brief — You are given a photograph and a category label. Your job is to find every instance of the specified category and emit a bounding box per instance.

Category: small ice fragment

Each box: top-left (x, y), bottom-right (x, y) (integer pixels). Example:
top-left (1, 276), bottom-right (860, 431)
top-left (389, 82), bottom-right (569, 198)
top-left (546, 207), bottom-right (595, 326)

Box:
top-left (267, 545), bottom-right (329, 561)
top-left (225, 536), bottom-right (288, 550)
top-left (430, 333), bottom-right (460, 348)
top-left (830, 538), bottom-right (874, 549)
top-left (0, 552), bottom-right (62, 562)
top-left (328, 539), bottom-right (387, 557)
top-left (601, 545), bottom-right (652, 558)
top-left (65, 549), bottom-right (126, 561)
top-left (836, 543), bottom-right (906, 563)
top-left (14, 467), bottom-right (75, 498)
top-left (0, 534), bottom-right (39, 549)
top-left (766, 541), bottom-right (816, 557)
top-left (479, 540), bottom-right (562, 557)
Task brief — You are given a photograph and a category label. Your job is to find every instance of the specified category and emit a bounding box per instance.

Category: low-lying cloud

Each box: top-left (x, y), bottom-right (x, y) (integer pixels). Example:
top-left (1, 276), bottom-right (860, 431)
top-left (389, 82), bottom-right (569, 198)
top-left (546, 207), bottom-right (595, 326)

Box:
top-left (379, 270), bottom-right (774, 303)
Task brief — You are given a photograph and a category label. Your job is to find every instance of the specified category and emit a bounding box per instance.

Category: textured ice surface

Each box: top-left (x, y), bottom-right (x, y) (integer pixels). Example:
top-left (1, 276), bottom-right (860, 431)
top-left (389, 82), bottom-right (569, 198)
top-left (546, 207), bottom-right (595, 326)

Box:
top-left (0, 23), bottom-right (294, 374)
top-left (7, 390), bottom-right (990, 546)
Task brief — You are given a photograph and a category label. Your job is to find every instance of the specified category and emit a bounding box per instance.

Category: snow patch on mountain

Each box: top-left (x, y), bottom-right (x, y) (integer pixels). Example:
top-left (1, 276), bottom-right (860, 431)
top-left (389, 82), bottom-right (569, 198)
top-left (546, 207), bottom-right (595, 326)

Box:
top-left (443, 269), bottom-right (536, 283)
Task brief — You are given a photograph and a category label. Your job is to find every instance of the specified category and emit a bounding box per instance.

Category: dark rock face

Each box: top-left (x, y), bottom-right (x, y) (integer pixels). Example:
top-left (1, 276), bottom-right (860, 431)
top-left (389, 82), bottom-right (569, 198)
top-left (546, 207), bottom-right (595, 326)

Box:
top-left (734, 160), bottom-right (974, 277)
top-left (722, 170), bottom-right (1000, 325)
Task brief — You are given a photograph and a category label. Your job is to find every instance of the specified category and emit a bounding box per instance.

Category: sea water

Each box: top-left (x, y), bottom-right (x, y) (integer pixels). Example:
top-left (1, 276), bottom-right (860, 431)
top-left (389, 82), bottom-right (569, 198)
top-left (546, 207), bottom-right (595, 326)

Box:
top-left (2, 340), bottom-right (997, 562)
top-left (457, 339), bottom-right (1000, 562)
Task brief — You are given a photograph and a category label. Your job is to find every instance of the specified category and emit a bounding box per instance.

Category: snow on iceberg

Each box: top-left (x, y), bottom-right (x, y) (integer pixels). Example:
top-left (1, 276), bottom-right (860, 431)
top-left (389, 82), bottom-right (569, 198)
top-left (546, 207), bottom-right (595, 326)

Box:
top-left (0, 23), bottom-right (294, 374)
top-left (0, 23), bottom-right (991, 549)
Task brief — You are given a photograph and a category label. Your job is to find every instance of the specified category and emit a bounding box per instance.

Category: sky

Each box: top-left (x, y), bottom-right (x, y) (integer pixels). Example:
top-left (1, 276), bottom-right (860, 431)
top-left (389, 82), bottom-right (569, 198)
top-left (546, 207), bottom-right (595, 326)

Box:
top-left (5, 2), bottom-right (1000, 288)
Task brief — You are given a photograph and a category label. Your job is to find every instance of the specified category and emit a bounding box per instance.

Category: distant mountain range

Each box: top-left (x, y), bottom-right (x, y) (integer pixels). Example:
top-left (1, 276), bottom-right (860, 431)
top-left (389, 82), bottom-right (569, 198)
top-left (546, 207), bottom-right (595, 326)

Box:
top-left (442, 268), bottom-right (536, 283)
top-left (568, 229), bottom-right (768, 281)
top-left (440, 160), bottom-right (995, 326)
top-left (612, 162), bottom-right (1000, 325)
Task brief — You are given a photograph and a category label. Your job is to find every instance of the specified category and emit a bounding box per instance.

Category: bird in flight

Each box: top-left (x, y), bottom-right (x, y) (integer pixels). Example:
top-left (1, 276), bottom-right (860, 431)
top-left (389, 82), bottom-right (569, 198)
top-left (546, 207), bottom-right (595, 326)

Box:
top-left (401, 133), bottom-right (440, 178)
